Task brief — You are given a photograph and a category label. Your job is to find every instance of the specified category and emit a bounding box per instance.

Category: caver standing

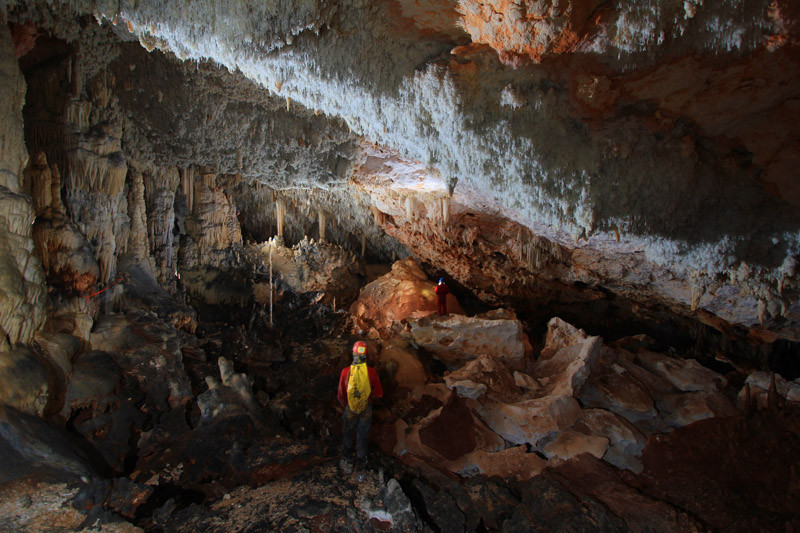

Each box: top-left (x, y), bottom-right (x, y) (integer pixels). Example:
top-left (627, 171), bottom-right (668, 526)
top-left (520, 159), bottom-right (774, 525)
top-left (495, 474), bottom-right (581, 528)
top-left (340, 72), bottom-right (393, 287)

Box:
top-left (434, 278), bottom-right (450, 316)
top-left (338, 341), bottom-right (384, 476)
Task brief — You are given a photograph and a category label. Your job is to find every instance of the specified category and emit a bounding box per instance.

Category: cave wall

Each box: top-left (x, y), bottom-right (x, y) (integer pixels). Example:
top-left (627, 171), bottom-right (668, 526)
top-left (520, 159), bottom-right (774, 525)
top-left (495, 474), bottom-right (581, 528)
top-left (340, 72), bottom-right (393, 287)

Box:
top-left (0, 15), bottom-right (45, 347)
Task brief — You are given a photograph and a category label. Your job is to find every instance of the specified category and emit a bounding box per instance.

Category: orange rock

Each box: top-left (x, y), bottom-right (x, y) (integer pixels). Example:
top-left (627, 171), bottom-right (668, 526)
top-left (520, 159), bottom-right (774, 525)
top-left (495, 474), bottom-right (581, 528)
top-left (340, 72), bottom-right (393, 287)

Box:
top-left (349, 257), bottom-right (464, 336)
top-left (543, 430), bottom-right (609, 461)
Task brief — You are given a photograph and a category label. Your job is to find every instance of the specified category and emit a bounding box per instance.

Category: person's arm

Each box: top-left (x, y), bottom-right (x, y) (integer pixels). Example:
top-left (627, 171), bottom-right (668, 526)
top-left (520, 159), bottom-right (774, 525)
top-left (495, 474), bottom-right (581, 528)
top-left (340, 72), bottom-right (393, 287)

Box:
top-left (337, 368), bottom-right (349, 407)
top-left (368, 367), bottom-right (384, 400)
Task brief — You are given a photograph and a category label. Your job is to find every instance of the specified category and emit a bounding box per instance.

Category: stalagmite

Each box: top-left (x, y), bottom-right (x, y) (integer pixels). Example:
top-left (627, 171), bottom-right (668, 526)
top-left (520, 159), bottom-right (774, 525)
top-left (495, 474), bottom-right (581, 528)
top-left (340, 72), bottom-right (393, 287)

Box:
top-left (50, 163), bottom-right (64, 213)
top-left (276, 198), bottom-right (286, 238)
top-left (269, 244), bottom-right (273, 326)
top-left (181, 167), bottom-right (194, 212)
top-left (24, 152), bottom-right (52, 216)
top-left (441, 196), bottom-right (450, 226)
top-left (361, 234), bottom-right (366, 257)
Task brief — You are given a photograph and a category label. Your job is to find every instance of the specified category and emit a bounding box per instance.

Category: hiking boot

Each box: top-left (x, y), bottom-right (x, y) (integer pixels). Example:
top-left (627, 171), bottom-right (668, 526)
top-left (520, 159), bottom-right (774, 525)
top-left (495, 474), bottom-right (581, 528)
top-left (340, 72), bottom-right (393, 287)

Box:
top-left (340, 459), bottom-right (353, 475)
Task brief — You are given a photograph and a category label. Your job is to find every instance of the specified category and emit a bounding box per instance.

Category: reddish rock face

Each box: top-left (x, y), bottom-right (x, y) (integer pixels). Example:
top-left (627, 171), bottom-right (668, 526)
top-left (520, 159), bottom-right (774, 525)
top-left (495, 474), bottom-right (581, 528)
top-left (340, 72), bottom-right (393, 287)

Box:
top-left (349, 257), bottom-right (465, 336)
top-left (457, 0), bottom-right (605, 63)
top-left (418, 394), bottom-right (477, 460)
top-left (32, 215), bottom-right (100, 294)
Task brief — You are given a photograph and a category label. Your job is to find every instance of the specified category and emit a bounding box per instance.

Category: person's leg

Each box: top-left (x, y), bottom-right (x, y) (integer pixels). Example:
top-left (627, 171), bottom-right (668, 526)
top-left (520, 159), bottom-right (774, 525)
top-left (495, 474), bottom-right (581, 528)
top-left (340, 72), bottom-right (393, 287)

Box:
top-left (355, 404), bottom-right (373, 469)
top-left (341, 407), bottom-right (357, 472)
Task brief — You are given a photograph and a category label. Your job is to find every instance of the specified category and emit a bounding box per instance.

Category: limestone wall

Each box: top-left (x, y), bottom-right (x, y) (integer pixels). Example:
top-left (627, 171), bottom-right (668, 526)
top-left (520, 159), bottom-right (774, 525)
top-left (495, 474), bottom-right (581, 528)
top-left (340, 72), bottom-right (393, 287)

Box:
top-left (0, 22), bottom-right (46, 347)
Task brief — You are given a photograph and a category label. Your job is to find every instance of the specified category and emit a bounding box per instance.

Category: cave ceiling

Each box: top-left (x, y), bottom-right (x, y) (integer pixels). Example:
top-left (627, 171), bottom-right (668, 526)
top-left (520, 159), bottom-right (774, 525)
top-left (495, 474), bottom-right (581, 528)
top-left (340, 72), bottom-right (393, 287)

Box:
top-left (6, 0), bottom-right (800, 344)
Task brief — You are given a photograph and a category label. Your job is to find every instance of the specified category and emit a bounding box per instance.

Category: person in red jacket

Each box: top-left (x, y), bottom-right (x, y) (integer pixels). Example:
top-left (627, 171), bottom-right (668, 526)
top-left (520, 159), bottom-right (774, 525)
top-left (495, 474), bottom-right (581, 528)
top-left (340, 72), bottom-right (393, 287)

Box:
top-left (337, 341), bottom-right (383, 475)
top-left (434, 278), bottom-right (449, 316)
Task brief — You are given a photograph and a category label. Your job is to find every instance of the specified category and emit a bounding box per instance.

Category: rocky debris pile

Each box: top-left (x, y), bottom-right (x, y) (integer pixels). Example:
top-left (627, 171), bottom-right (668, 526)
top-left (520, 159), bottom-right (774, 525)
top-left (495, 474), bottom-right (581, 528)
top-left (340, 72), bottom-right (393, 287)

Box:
top-left (350, 257), bottom-right (465, 337)
top-left (254, 236), bottom-right (366, 308)
top-left (155, 462), bottom-right (422, 532)
top-left (376, 316), bottom-right (739, 478)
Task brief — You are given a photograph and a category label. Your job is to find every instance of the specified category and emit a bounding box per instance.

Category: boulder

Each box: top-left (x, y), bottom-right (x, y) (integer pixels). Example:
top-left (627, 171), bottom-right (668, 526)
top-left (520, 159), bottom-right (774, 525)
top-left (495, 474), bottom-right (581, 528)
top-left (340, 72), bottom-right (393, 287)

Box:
top-left (542, 430), bottom-right (609, 461)
top-left (444, 353), bottom-right (519, 402)
top-left (349, 257), bottom-right (464, 335)
top-left (658, 391), bottom-right (739, 428)
top-left (579, 361), bottom-right (657, 423)
top-left (569, 409), bottom-right (647, 473)
top-left (90, 311), bottom-right (193, 412)
top-left (44, 312), bottom-right (93, 347)
top-left (376, 338), bottom-right (427, 398)
top-left (0, 403), bottom-right (94, 483)
top-left (737, 371), bottom-right (800, 410)
top-left (0, 346), bottom-right (49, 416)
top-left (635, 350), bottom-right (726, 392)
top-left (513, 371), bottom-right (540, 393)
top-left (32, 331), bottom-right (80, 382)
top-left (477, 394), bottom-right (583, 446)
top-left (400, 394), bottom-right (506, 472)
top-left (62, 350), bottom-right (120, 417)
top-left (406, 309), bottom-right (530, 366)
top-left (534, 317), bottom-right (602, 397)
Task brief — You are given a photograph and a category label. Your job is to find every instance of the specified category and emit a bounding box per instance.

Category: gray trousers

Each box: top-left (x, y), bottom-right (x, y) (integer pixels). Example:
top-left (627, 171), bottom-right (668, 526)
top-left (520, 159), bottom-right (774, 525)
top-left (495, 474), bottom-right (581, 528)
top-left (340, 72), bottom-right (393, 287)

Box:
top-left (342, 403), bottom-right (372, 465)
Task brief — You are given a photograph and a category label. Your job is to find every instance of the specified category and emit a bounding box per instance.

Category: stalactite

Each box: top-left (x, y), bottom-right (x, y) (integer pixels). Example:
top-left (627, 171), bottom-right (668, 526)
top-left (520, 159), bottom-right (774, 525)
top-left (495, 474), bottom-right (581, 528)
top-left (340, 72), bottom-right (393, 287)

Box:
top-left (405, 196), bottom-right (416, 221)
top-left (370, 205), bottom-right (384, 226)
top-left (361, 234), bottom-right (366, 257)
top-left (318, 209), bottom-right (327, 242)
top-left (276, 198), bottom-right (286, 238)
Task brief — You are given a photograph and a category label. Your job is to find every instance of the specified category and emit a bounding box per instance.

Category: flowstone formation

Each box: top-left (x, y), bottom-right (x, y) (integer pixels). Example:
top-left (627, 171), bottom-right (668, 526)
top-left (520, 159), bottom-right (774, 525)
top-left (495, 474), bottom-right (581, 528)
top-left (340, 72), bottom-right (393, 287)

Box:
top-left (1, 1), bottom-right (800, 532)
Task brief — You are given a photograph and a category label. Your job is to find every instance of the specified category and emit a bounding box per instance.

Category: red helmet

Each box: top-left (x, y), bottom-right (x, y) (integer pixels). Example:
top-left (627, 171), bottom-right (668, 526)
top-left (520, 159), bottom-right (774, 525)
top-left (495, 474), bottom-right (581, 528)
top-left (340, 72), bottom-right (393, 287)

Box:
top-left (352, 341), bottom-right (368, 362)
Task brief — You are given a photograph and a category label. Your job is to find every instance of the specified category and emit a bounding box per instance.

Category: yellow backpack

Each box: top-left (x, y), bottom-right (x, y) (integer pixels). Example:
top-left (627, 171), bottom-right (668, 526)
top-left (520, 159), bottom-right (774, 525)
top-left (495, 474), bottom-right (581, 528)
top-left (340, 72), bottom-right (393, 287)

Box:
top-left (347, 363), bottom-right (372, 413)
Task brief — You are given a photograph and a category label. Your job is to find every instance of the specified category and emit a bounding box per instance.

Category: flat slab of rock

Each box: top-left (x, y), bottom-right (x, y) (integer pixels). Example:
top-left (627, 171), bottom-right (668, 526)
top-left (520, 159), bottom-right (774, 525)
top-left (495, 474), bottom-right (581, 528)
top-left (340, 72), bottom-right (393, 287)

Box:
top-left (657, 391), bottom-right (739, 428)
top-left (635, 350), bottom-right (726, 392)
top-left (444, 353), bottom-right (519, 401)
top-left (542, 430), bottom-right (609, 461)
top-left (455, 446), bottom-right (547, 481)
top-left (477, 394), bottom-right (583, 447)
top-left (579, 362), bottom-right (657, 423)
top-left (406, 309), bottom-right (531, 366)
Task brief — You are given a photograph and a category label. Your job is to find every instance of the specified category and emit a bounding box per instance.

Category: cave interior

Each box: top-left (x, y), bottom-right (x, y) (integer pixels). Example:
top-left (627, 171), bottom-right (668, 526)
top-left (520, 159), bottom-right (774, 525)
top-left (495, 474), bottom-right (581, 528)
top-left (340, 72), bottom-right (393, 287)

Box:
top-left (1, 1), bottom-right (800, 531)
